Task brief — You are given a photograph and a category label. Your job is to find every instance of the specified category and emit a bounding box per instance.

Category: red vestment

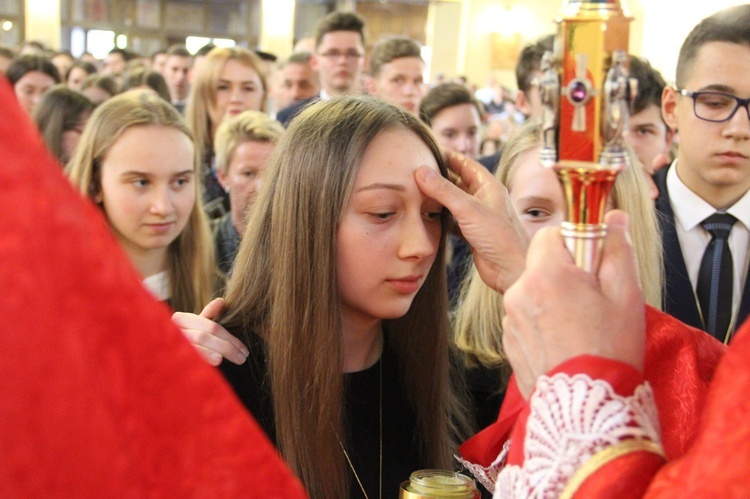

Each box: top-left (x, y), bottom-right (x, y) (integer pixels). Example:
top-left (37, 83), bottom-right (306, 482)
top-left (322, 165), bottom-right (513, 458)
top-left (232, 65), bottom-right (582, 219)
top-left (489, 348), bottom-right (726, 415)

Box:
top-left (487, 313), bottom-right (750, 496)
top-left (0, 79), bottom-right (307, 497)
top-left (460, 306), bottom-right (724, 488)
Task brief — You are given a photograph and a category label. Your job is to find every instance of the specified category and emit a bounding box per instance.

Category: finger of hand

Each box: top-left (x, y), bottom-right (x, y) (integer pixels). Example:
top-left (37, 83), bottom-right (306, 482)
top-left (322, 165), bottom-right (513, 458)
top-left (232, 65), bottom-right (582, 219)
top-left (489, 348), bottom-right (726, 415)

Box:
top-left (524, 225), bottom-right (572, 272)
top-left (173, 308), bottom-right (248, 358)
top-left (445, 151), bottom-right (494, 195)
top-left (200, 297), bottom-right (226, 319)
top-left (213, 327), bottom-right (250, 357)
top-left (599, 211), bottom-right (641, 302)
top-left (182, 327), bottom-right (248, 365)
top-left (415, 165), bottom-right (475, 216)
top-left (193, 344), bottom-right (223, 366)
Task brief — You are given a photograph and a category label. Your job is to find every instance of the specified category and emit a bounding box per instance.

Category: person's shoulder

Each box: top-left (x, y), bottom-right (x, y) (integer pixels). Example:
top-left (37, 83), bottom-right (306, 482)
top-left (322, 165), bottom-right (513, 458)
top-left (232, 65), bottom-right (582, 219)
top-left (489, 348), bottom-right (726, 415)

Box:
top-left (277, 96), bottom-right (319, 126)
top-left (478, 150), bottom-right (503, 174)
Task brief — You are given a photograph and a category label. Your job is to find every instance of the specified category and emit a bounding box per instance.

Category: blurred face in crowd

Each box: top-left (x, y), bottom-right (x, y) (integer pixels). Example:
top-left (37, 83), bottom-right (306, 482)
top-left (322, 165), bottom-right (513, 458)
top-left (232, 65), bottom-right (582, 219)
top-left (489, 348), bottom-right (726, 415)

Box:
top-left (275, 61), bottom-right (319, 109)
top-left (624, 104), bottom-right (673, 170)
top-left (372, 56), bottom-right (425, 115)
top-left (152, 52), bottom-right (167, 73)
top-left (209, 60), bottom-right (264, 133)
top-left (312, 31), bottom-right (365, 95)
top-left (51, 53), bottom-right (74, 81)
top-left (430, 103), bottom-right (481, 159)
top-left (66, 66), bottom-right (90, 90)
top-left (60, 112), bottom-right (91, 164)
top-left (163, 54), bottom-right (192, 102)
top-left (217, 139), bottom-right (276, 234)
top-left (103, 52), bottom-right (126, 76)
top-left (14, 70), bottom-right (56, 115)
top-left (98, 125), bottom-right (195, 267)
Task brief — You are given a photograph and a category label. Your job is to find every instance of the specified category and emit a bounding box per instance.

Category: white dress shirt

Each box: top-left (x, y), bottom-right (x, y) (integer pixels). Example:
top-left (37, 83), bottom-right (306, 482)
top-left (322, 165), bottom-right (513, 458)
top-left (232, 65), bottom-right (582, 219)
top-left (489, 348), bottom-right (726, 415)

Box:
top-left (668, 162), bottom-right (750, 330)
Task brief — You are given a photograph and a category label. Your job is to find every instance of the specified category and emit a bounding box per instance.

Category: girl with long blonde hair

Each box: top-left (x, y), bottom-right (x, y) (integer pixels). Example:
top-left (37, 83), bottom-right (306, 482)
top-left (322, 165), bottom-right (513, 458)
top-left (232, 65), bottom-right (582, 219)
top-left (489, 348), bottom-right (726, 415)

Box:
top-left (454, 119), bottom-right (663, 386)
top-left (67, 90), bottom-right (215, 313)
top-left (184, 47), bottom-right (267, 218)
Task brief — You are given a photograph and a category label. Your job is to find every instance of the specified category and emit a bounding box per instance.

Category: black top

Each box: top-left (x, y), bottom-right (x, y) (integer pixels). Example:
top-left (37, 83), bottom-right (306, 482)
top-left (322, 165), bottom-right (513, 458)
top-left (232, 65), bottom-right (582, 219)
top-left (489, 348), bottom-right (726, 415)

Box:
top-left (220, 329), bottom-right (421, 498)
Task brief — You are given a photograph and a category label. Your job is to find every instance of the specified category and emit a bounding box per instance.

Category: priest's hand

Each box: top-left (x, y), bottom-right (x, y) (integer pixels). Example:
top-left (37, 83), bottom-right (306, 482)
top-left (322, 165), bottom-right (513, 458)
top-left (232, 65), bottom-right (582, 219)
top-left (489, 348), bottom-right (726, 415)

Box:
top-left (172, 298), bottom-right (249, 366)
top-left (415, 151), bottom-right (529, 294)
top-left (502, 210), bottom-right (646, 398)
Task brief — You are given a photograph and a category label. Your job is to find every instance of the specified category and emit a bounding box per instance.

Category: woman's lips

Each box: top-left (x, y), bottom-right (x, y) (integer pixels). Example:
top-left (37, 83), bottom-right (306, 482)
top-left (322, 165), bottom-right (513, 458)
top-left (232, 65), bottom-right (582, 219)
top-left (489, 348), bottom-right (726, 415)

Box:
top-left (387, 276), bottom-right (422, 294)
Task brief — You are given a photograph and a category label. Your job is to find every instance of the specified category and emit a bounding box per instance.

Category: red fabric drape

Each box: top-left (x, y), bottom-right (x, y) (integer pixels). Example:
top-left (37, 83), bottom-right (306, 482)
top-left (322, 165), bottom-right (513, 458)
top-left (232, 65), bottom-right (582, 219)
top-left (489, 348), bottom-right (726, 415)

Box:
top-left (0, 79), bottom-right (307, 498)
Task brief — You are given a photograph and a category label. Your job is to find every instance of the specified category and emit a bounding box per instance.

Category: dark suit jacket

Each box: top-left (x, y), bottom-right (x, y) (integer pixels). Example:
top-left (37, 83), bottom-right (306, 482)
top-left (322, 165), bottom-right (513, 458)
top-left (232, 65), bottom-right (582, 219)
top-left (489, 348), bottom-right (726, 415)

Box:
top-left (478, 150), bottom-right (502, 174)
top-left (275, 95), bottom-right (319, 127)
top-left (654, 165), bottom-right (750, 340)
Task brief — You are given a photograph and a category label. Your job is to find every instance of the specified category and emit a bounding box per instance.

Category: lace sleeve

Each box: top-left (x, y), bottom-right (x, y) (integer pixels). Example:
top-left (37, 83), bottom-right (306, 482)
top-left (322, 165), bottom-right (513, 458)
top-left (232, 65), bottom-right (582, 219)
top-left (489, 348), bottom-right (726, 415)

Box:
top-left (495, 373), bottom-right (664, 498)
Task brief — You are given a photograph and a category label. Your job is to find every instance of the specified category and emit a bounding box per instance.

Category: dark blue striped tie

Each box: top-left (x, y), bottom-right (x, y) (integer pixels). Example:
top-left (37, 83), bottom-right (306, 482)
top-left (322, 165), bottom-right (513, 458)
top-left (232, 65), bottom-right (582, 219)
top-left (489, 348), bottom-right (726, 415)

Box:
top-left (697, 213), bottom-right (737, 342)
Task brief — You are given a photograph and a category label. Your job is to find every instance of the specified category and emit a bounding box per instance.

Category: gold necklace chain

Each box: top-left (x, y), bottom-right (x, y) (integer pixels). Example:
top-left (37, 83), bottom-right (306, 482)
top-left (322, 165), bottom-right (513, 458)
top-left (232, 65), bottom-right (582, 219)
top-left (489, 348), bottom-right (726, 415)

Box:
top-left (334, 358), bottom-right (382, 499)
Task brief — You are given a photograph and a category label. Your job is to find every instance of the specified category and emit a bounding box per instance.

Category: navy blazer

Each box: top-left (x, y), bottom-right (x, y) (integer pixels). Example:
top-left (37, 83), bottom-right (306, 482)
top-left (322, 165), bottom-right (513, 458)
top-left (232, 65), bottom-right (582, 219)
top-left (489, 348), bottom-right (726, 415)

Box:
top-left (275, 95), bottom-right (319, 128)
top-left (654, 165), bottom-right (750, 339)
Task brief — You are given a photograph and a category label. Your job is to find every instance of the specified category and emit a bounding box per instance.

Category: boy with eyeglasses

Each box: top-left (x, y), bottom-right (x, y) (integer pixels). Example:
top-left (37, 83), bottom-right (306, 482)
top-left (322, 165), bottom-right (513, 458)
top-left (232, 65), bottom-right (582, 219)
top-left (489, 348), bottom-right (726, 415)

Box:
top-left (655, 4), bottom-right (750, 343)
top-left (276, 11), bottom-right (366, 126)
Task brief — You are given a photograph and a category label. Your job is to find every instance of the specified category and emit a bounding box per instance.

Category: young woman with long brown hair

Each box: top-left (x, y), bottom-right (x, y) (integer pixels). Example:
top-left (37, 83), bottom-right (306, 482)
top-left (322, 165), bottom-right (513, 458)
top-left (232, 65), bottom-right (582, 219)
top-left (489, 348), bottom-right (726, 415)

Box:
top-left (215, 95), bottom-right (471, 498)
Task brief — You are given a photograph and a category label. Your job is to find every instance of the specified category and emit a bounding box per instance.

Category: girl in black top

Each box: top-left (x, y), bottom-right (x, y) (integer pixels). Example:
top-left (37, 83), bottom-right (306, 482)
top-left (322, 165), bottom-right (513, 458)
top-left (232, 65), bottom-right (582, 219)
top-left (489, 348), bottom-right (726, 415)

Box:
top-left (216, 96), bottom-right (472, 499)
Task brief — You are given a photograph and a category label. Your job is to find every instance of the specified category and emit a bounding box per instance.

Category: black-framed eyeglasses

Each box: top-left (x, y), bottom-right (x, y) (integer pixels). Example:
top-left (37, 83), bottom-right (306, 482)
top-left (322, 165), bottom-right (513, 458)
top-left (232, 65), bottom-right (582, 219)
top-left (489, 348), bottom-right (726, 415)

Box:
top-left (318, 50), bottom-right (363, 61)
top-left (677, 88), bottom-right (750, 123)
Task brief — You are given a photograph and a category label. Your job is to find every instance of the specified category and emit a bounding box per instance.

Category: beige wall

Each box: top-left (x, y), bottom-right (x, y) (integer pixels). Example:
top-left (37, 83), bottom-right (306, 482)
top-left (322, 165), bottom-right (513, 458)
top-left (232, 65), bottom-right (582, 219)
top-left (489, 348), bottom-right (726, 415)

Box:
top-left (457, 0), bottom-right (557, 89)
top-left (447, 0), bottom-right (749, 90)
top-left (260, 0), bottom-right (296, 60)
top-left (634, 0), bottom-right (749, 83)
top-left (25, 0), bottom-right (61, 50)
top-left (425, 1), bottom-right (463, 81)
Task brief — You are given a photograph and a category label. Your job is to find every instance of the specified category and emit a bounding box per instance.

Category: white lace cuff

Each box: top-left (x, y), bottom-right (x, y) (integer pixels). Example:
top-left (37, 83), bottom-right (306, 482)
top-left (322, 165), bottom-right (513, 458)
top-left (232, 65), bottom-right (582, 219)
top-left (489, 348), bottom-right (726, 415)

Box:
top-left (495, 372), bottom-right (662, 498)
top-left (455, 440), bottom-right (510, 492)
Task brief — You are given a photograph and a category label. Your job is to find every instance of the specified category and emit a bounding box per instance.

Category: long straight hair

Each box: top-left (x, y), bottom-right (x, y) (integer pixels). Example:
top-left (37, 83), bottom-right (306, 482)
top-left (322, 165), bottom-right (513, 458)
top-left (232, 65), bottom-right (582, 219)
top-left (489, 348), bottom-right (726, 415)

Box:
top-left (455, 119), bottom-right (663, 370)
top-left (221, 96), bottom-right (470, 499)
top-left (66, 90), bottom-right (216, 313)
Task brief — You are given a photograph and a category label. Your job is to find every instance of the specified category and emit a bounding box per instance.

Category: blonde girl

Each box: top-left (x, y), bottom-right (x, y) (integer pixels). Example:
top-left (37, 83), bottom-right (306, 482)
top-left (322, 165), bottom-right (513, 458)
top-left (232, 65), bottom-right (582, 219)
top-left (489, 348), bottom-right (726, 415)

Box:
top-left (67, 90), bottom-right (215, 313)
top-left (184, 47), bottom-right (267, 218)
top-left (454, 119), bottom-right (662, 378)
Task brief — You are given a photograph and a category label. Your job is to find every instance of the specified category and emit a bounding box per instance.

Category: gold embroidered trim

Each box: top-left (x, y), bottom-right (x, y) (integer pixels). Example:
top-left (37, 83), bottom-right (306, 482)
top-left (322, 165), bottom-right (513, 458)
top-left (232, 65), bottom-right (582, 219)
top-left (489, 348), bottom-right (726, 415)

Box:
top-left (560, 439), bottom-right (666, 499)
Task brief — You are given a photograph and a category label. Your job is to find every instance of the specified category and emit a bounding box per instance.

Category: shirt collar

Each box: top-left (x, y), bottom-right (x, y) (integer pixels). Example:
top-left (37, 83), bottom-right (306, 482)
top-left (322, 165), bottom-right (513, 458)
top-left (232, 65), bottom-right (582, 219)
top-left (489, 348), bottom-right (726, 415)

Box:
top-left (668, 160), bottom-right (750, 232)
top-left (667, 160), bottom-right (715, 231)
